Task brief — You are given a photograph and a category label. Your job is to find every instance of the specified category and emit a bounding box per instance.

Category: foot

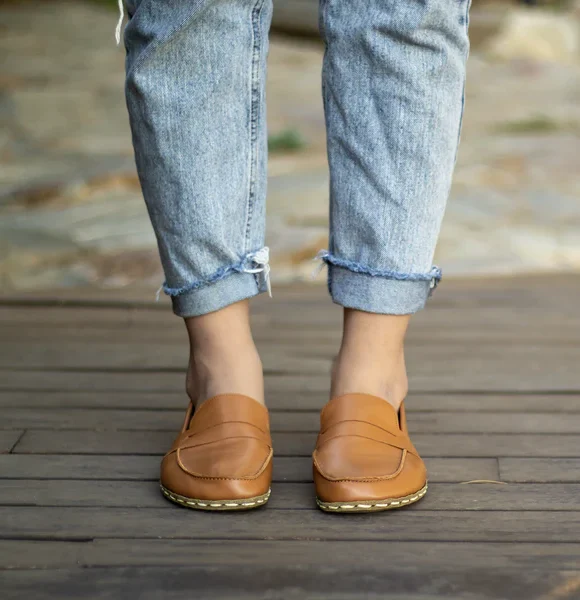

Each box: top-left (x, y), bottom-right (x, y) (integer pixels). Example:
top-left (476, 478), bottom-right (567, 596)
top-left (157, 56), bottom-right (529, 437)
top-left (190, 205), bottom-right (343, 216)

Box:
top-left (160, 394), bottom-right (273, 511)
top-left (330, 309), bottom-right (410, 412)
top-left (184, 300), bottom-right (264, 408)
top-left (313, 394), bottom-right (428, 513)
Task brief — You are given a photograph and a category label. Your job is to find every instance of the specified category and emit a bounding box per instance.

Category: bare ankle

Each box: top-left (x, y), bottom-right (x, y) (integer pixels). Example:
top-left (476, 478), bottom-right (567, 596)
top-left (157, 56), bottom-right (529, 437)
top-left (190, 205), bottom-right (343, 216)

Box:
top-left (331, 309), bottom-right (411, 411)
top-left (331, 350), bottom-right (408, 410)
top-left (184, 301), bottom-right (265, 407)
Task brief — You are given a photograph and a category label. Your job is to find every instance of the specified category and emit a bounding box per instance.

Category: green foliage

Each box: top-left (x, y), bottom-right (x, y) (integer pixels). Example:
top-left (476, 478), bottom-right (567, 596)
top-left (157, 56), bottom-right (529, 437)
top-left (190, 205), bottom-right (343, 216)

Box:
top-left (268, 129), bottom-right (307, 153)
top-left (91, 0), bottom-right (118, 6)
top-left (495, 115), bottom-right (562, 134)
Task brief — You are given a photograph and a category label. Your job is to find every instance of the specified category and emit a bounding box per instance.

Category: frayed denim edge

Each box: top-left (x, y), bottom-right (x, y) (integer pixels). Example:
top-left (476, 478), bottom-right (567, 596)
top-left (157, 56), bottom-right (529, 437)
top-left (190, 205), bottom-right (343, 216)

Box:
top-left (315, 250), bottom-right (442, 295)
top-left (161, 247), bottom-right (271, 298)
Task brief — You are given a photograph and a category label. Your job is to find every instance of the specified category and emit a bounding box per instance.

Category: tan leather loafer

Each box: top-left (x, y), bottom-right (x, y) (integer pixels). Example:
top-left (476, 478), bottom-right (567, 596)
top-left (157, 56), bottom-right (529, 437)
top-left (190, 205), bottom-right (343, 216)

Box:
top-left (160, 394), bottom-right (273, 511)
top-left (313, 393), bottom-right (427, 513)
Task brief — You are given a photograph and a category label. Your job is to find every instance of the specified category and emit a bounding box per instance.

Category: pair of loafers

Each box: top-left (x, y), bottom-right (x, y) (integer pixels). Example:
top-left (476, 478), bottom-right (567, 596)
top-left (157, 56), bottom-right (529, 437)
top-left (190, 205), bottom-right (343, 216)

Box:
top-left (160, 393), bottom-right (427, 513)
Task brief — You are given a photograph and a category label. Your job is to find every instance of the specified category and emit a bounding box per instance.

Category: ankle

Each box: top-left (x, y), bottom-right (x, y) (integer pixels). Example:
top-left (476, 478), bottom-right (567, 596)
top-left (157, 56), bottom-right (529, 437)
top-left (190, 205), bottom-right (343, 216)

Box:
top-left (183, 301), bottom-right (265, 407)
top-left (187, 344), bottom-right (264, 407)
top-left (330, 309), bottom-right (411, 411)
top-left (331, 348), bottom-right (408, 411)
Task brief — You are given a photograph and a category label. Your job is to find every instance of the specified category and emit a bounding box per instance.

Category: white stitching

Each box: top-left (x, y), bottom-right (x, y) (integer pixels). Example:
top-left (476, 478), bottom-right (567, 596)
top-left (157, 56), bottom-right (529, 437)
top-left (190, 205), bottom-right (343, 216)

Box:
top-left (319, 484), bottom-right (428, 510)
top-left (161, 485), bottom-right (270, 509)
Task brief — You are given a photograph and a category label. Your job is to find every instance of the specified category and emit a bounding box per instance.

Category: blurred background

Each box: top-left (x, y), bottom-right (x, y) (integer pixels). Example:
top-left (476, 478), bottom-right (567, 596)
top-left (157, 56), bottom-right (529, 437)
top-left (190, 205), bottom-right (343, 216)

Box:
top-left (1, 0), bottom-right (579, 293)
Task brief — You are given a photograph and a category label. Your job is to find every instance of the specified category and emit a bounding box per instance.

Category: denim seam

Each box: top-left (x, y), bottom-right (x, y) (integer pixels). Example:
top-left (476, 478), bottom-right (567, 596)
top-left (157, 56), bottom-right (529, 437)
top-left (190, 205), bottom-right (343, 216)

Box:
top-left (162, 249), bottom-right (266, 297)
top-left (455, 0), bottom-right (472, 160)
top-left (244, 0), bottom-right (266, 255)
top-left (319, 0), bottom-right (333, 296)
top-left (317, 251), bottom-right (442, 291)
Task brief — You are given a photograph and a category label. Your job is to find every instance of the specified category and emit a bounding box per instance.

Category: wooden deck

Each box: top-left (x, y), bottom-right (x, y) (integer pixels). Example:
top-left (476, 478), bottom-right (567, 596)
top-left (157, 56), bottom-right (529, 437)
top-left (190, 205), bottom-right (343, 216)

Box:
top-left (1, 275), bottom-right (580, 599)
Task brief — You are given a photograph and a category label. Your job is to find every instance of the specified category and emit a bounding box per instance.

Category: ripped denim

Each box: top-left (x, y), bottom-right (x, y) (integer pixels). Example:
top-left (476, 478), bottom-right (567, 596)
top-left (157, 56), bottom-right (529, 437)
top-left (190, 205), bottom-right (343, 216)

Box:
top-left (122, 0), bottom-right (470, 317)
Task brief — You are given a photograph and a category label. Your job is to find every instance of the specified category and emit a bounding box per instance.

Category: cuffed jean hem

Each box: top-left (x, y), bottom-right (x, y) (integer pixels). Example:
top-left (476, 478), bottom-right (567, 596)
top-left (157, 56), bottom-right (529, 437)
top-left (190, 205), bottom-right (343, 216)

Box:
top-left (170, 271), bottom-right (263, 318)
top-left (327, 264), bottom-right (439, 315)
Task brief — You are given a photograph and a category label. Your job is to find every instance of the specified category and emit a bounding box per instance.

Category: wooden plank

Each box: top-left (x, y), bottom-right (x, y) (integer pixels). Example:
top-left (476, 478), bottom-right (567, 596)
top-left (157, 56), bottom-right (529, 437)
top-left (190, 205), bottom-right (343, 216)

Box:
top-left (1, 480), bottom-right (579, 512)
top-left (1, 539), bottom-right (579, 571)
top-left (3, 407), bottom-right (580, 434)
top-left (500, 458), bottom-right (580, 483)
top-left (14, 429), bottom-right (580, 458)
top-left (1, 276), bottom-right (579, 599)
top-left (2, 565), bottom-right (579, 600)
top-left (0, 431), bottom-right (23, 453)
top-left (0, 343), bottom-right (332, 375)
top-left (12, 430), bottom-right (317, 456)
top-left (2, 308), bottom-right (579, 344)
top-left (2, 365), bottom-right (579, 394)
top-left (4, 390), bottom-right (580, 413)
top-left (1, 277), bottom-right (577, 315)
top-left (3, 390), bottom-right (580, 414)
top-left (1, 564), bottom-right (579, 600)
top-left (0, 371), bottom-right (333, 394)
top-left (2, 369), bottom-right (580, 395)
top-left (412, 433), bottom-right (580, 458)
top-left (0, 455), bottom-right (499, 482)
top-left (3, 305), bottom-right (577, 331)
top-left (1, 506), bottom-right (579, 542)
top-left (3, 341), bottom-right (580, 383)
top-left (2, 302), bottom-right (565, 326)
top-left (407, 412), bottom-right (580, 434)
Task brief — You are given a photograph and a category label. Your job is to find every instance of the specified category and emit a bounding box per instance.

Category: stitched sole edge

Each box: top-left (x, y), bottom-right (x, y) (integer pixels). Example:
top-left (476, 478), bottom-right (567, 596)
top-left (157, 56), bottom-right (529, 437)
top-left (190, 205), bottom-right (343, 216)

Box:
top-left (160, 484), bottom-right (271, 511)
top-left (316, 482), bottom-right (428, 513)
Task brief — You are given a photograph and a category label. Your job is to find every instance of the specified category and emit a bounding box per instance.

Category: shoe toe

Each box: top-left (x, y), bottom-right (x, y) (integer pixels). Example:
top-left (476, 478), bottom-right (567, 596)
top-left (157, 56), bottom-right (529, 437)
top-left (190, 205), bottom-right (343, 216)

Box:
top-left (161, 437), bottom-right (272, 501)
top-left (313, 437), bottom-right (427, 503)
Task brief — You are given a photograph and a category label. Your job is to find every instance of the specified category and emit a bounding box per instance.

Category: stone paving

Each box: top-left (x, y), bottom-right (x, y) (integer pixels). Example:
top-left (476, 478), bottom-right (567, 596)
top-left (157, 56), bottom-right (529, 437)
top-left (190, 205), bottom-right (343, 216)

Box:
top-left (1, 1), bottom-right (579, 292)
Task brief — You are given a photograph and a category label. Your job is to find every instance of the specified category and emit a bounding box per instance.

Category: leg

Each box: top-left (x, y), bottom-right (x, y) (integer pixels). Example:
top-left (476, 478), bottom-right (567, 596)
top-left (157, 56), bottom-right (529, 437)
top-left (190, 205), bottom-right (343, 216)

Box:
top-left (185, 299), bottom-right (263, 405)
top-left (313, 1), bottom-right (470, 512)
top-left (331, 310), bottom-right (410, 408)
top-left (123, 1), bottom-right (274, 511)
top-left (124, 0), bottom-right (272, 406)
top-left (321, 0), bottom-right (470, 409)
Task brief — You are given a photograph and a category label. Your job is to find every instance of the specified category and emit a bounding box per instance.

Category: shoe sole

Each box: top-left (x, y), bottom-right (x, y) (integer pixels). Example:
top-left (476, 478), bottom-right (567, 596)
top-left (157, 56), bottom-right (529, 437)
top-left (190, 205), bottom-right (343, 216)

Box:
top-left (316, 482), bottom-right (428, 513)
top-left (160, 484), bottom-right (271, 511)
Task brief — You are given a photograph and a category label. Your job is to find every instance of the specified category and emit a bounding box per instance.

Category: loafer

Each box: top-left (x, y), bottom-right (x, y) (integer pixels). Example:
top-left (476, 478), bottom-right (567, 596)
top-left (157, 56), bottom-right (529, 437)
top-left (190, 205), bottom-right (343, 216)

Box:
top-left (160, 394), bottom-right (273, 511)
top-left (313, 393), bottom-right (428, 513)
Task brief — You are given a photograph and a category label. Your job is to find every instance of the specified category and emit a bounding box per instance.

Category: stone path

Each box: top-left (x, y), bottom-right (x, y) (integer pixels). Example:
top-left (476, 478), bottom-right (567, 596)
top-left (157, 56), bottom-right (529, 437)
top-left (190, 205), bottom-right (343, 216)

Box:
top-left (1, 1), bottom-right (579, 292)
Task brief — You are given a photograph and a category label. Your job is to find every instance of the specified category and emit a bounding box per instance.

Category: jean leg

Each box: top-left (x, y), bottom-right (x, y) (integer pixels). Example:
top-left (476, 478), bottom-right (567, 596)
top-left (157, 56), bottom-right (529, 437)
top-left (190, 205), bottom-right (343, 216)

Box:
top-left (124, 0), bottom-right (272, 317)
top-left (319, 0), bottom-right (471, 314)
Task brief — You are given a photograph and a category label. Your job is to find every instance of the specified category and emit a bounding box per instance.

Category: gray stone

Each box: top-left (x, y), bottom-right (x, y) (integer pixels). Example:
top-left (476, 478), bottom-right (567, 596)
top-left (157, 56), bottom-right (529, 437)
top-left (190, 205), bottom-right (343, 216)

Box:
top-left (486, 8), bottom-right (580, 64)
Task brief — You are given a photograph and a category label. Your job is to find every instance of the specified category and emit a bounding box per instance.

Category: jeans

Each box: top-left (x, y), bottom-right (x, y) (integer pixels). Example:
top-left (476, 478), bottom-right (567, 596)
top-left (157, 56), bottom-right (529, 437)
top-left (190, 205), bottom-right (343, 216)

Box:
top-left (123, 0), bottom-right (470, 317)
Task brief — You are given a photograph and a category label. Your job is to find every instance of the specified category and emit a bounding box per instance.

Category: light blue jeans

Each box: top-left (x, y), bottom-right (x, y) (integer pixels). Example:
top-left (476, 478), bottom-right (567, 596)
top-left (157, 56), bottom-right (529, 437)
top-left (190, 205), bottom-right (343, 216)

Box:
top-left (123, 0), bottom-right (470, 317)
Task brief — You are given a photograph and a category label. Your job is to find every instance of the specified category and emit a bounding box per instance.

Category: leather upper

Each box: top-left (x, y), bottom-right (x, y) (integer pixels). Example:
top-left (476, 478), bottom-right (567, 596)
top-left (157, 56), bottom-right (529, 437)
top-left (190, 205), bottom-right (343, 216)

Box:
top-left (160, 394), bottom-right (273, 500)
top-left (313, 393), bottom-right (427, 502)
